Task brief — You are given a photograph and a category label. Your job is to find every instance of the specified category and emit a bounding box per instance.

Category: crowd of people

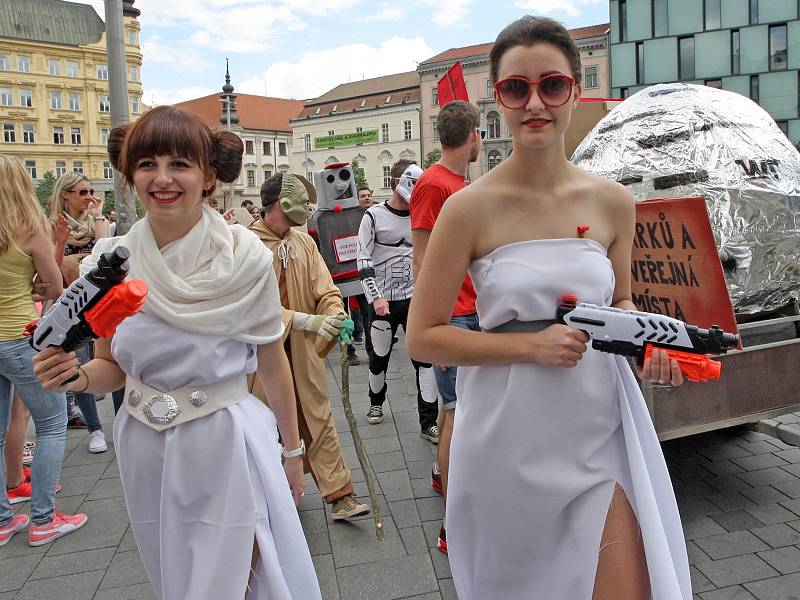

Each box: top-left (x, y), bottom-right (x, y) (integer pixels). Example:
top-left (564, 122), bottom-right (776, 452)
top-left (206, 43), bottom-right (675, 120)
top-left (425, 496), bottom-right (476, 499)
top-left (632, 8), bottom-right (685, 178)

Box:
top-left (0, 14), bottom-right (699, 600)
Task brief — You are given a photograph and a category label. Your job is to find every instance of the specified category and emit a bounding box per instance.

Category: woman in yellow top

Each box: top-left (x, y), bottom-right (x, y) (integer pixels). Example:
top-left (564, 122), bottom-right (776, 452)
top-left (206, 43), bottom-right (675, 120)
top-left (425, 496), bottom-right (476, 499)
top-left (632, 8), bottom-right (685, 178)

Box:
top-left (48, 172), bottom-right (110, 452)
top-left (0, 156), bottom-right (88, 548)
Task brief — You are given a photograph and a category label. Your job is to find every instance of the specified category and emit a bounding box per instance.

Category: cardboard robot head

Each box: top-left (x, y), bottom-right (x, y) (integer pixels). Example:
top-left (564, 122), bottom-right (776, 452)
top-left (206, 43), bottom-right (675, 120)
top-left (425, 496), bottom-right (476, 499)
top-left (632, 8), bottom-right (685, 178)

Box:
top-left (396, 163), bottom-right (424, 202)
top-left (313, 163), bottom-right (359, 210)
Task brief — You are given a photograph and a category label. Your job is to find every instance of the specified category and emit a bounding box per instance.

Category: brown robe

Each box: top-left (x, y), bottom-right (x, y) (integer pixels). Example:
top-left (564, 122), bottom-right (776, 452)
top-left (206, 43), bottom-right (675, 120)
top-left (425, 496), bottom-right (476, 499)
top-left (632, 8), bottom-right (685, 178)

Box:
top-left (249, 220), bottom-right (353, 502)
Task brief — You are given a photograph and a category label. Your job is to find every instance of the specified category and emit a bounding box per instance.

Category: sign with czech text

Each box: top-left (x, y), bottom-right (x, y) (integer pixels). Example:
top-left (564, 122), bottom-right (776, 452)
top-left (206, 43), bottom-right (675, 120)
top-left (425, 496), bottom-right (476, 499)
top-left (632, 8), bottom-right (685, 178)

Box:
top-left (631, 196), bottom-right (738, 335)
top-left (314, 129), bottom-right (379, 150)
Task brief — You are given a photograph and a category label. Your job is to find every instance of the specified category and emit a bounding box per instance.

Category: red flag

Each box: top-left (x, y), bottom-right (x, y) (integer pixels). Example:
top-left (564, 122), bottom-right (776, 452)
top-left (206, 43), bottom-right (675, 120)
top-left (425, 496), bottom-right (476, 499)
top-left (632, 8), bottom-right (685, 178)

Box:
top-left (437, 61), bottom-right (469, 105)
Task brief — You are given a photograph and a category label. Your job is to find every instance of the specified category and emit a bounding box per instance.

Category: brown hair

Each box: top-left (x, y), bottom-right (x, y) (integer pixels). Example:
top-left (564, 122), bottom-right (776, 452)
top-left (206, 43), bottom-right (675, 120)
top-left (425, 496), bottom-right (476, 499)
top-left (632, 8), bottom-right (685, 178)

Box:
top-left (108, 106), bottom-right (243, 197)
top-left (490, 16), bottom-right (582, 85)
top-left (260, 172), bottom-right (283, 209)
top-left (436, 100), bottom-right (480, 149)
top-left (357, 185), bottom-right (372, 194)
top-left (390, 159), bottom-right (416, 191)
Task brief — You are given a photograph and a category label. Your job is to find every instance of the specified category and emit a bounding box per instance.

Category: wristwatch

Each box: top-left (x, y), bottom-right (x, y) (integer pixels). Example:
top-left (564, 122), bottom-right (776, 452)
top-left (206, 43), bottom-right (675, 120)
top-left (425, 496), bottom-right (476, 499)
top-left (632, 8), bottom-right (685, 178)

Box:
top-left (281, 439), bottom-right (305, 459)
top-left (92, 216), bottom-right (107, 222)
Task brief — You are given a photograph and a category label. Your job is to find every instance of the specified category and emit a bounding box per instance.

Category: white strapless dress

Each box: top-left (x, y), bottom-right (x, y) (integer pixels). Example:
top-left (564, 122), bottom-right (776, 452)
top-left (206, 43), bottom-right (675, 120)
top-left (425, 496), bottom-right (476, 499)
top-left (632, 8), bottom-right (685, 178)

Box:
top-left (447, 238), bottom-right (691, 600)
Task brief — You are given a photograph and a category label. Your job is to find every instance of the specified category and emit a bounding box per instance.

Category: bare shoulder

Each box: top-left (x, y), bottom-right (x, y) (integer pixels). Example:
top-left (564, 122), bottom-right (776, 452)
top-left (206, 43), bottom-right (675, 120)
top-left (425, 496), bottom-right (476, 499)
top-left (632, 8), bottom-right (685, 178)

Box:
top-left (572, 166), bottom-right (633, 213)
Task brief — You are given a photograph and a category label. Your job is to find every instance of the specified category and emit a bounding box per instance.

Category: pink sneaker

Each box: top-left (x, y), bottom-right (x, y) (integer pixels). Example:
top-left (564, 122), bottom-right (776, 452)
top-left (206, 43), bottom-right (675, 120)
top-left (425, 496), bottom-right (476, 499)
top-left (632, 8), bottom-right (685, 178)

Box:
top-left (0, 514), bottom-right (30, 547)
top-left (28, 510), bottom-right (87, 546)
top-left (6, 480), bottom-right (32, 505)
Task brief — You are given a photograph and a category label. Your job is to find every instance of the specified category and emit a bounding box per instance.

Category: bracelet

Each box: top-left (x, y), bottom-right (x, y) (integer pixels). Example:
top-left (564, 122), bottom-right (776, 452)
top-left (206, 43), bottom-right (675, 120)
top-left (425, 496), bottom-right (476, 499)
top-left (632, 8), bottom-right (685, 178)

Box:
top-left (281, 439), bottom-right (305, 459)
top-left (93, 216), bottom-right (107, 222)
top-left (73, 368), bottom-right (90, 393)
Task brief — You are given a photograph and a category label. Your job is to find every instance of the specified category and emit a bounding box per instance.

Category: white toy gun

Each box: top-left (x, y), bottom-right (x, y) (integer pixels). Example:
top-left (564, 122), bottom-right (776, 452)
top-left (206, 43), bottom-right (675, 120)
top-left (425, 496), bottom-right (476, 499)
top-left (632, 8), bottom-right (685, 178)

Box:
top-left (25, 247), bottom-right (148, 375)
top-left (556, 295), bottom-right (739, 382)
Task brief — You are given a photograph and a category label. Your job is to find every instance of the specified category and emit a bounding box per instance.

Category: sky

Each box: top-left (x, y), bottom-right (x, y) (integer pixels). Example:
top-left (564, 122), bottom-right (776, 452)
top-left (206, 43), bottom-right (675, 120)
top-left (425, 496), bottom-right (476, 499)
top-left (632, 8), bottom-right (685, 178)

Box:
top-left (79, 0), bottom-right (610, 106)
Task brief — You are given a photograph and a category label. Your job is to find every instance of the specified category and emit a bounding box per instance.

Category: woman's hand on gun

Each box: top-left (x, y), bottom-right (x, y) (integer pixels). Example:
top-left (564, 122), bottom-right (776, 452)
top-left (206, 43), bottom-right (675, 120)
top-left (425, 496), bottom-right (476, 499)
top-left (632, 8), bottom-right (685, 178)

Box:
top-left (530, 324), bottom-right (590, 368)
top-left (638, 347), bottom-right (684, 386)
top-left (33, 346), bottom-right (81, 392)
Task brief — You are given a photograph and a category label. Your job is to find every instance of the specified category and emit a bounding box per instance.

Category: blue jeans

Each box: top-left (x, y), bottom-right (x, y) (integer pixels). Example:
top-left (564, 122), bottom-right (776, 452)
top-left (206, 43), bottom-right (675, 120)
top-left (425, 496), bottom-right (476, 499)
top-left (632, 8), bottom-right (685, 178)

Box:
top-left (67, 344), bottom-right (101, 432)
top-left (0, 338), bottom-right (67, 525)
top-left (433, 313), bottom-right (480, 411)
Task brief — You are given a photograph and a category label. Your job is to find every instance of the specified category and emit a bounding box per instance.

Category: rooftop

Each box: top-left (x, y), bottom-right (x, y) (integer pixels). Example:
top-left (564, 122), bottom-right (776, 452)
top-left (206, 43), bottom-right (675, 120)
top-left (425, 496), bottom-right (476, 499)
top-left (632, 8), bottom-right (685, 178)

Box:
top-left (174, 93), bottom-right (305, 133)
top-left (0, 0), bottom-right (105, 47)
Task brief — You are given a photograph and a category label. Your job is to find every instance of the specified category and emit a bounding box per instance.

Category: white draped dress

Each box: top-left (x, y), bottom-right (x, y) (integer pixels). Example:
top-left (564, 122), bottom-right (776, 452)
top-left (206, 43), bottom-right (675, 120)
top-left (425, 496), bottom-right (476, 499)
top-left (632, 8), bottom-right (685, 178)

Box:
top-left (447, 238), bottom-right (691, 600)
top-left (112, 312), bottom-right (321, 600)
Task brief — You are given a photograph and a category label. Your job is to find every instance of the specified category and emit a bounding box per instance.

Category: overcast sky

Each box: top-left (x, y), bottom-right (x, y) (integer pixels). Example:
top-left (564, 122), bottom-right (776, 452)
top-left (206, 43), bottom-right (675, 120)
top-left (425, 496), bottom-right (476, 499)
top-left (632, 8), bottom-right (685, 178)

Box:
top-left (79, 0), bottom-right (609, 106)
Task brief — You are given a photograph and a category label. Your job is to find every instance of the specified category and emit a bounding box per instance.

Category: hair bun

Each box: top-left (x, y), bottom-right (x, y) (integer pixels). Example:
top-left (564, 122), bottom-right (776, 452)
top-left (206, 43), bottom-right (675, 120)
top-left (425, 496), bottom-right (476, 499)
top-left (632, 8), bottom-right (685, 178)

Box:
top-left (107, 124), bottom-right (130, 172)
top-left (211, 129), bottom-right (244, 183)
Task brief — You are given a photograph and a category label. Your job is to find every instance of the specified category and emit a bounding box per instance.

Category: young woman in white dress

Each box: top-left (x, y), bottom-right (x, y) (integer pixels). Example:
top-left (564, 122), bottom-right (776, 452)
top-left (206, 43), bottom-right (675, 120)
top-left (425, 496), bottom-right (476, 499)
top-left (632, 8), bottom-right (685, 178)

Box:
top-left (33, 106), bottom-right (321, 600)
top-left (407, 16), bottom-right (692, 600)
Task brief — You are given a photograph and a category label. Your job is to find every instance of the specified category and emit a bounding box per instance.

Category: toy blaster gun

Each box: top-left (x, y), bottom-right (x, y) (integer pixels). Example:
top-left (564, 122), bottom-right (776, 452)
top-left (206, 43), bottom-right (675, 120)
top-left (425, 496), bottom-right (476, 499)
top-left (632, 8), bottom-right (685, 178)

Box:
top-left (26, 246), bottom-right (148, 358)
top-left (556, 295), bottom-right (739, 382)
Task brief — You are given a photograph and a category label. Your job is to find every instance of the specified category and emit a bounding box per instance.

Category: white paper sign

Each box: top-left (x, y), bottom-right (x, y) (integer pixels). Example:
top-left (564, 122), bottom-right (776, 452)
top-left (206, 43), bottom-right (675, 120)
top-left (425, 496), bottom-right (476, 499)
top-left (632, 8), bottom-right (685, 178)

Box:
top-left (333, 234), bottom-right (359, 263)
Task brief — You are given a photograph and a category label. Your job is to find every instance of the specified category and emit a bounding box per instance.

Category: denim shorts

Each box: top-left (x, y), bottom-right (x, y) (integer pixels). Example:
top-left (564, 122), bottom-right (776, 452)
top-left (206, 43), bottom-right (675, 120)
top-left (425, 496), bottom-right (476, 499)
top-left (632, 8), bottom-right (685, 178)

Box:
top-left (433, 313), bottom-right (480, 411)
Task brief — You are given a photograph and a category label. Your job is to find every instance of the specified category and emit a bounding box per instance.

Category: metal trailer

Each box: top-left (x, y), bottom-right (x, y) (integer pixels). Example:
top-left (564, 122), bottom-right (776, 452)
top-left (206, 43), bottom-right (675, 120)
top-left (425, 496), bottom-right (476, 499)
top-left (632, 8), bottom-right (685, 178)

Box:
top-left (645, 308), bottom-right (800, 442)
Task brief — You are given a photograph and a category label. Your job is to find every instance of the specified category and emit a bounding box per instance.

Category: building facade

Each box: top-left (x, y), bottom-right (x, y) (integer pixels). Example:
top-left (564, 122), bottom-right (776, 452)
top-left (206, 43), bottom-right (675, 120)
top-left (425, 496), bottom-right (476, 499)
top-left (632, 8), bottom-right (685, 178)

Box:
top-left (417, 24), bottom-right (610, 177)
top-left (290, 72), bottom-right (422, 202)
top-left (176, 85), bottom-right (303, 209)
top-left (0, 0), bottom-right (143, 193)
top-left (610, 0), bottom-right (800, 140)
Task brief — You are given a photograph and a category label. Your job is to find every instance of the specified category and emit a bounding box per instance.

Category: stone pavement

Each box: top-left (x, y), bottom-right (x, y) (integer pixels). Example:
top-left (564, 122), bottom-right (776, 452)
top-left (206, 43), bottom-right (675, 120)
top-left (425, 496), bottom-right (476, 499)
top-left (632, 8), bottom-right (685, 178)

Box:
top-left (1, 338), bottom-right (800, 599)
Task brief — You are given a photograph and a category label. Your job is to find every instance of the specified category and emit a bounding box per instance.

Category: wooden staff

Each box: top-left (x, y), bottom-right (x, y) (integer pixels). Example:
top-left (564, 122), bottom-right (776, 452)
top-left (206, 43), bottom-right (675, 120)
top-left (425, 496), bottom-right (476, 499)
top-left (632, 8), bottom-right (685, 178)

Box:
top-left (339, 341), bottom-right (384, 541)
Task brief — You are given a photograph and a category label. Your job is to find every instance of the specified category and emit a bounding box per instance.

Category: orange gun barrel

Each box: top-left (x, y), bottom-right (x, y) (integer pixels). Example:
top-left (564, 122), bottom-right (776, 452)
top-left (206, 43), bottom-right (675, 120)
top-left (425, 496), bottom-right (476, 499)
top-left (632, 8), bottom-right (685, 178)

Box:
top-left (84, 279), bottom-right (148, 338)
top-left (644, 345), bottom-right (722, 383)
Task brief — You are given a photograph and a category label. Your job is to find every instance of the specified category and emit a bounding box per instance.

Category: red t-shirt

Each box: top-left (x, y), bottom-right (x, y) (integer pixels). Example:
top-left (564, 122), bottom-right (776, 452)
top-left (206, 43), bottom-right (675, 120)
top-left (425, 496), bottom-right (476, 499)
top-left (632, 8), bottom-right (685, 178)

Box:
top-left (410, 163), bottom-right (477, 316)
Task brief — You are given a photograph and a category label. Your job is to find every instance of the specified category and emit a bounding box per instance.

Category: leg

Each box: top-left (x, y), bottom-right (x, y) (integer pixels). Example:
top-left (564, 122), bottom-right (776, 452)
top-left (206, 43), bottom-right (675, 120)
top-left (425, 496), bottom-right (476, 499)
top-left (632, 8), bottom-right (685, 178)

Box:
top-left (357, 294), bottom-right (373, 357)
top-left (412, 359), bottom-right (439, 435)
top-left (111, 387), bottom-right (125, 415)
top-left (367, 314), bottom-right (395, 408)
top-left (4, 392), bottom-right (29, 487)
top-left (72, 345), bottom-right (102, 433)
top-left (592, 483), bottom-right (651, 600)
top-left (439, 408), bottom-right (455, 495)
top-left (0, 364), bottom-right (14, 527)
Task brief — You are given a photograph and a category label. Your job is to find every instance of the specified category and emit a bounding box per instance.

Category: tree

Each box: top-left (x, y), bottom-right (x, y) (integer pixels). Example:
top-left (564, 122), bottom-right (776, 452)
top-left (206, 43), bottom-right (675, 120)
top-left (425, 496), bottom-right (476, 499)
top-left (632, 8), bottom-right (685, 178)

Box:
top-left (351, 159), bottom-right (368, 190)
top-left (103, 190), bottom-right (115, 215)
top-left (35, 171), bottom-right (56, 213)
top-left (424, 149), bottom-right (442, 169)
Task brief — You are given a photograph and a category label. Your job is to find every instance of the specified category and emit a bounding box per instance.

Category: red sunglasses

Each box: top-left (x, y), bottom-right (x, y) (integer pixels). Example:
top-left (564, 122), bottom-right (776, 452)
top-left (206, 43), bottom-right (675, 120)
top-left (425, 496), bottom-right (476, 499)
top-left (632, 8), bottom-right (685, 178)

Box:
top-left (494, 74), bottom-right (576, 109)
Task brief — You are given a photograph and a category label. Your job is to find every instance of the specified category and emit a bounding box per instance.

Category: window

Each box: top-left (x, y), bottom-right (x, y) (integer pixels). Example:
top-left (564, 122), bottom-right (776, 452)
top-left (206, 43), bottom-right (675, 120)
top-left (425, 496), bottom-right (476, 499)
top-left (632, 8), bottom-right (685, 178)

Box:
top-left (20, 89), bottom-right (32, 107)
top-left (0, 88), bottom-right (12, 106)
top-left (128, 30), bottom-right (137, 46)
top-left (776, 120), bottom-right (788, 136)
top-left (403, 120), bottom-right (412, 141)
top-left (70, 127), bottom-right (81, 145)
top-left (328, 130), bottom-right (334, 136)
top-left (101, 127), bottom-right (110, 145)
top-left (750, 0), bottom-right (758, 24)
top-left (22, 124), bottom-right (34, 143)
top-left (486, 79), bottom-right (493, 98)
top-left (68, 92), bottom-right (80, 110)
top-left (381, 122), bottom-right (389, 143)
top-left (264, 169), bottom-right (272, 180)
top-left (55, 161), bottom-right (66, 177)
top-left (355, 126), bottom-right (363, 132)
top-left (384, 96), bottom-right (391, 104)
top-left (25, 160), bottom-right (36, 179)
top-left (487, 111), bottom-right (501, 139)
top-left (129, 65), bottom-right (139, 81)
top-left (241, 140), bottom-right (252, 154)
top-left (705, 79), bottom-right (722, 89)
top-left (636, 42), bottom-right (645, 84)
top-left (331, 104), bottom-right (338, 112)
top-left (97, 64), bottom-right (108, 80)
top-left (750, 75), bottom-right (759, 103)
top-left (0, 54), bottom-right (9, 70)
top-left (73, 161), bottom-right (83, 174)
top-left (584, 65), bottom-right (598, 88)
top-left (432, 120), bottom-right (439, 141)
top-left (382, 165), bottom-right (392, 188)
top-left (731, 29), bottom-right (740, 75)
top-left (306, 171), bottom-right (313, 181)
top-left (620, 87), bottom-right (630, 99)
top-left (769, 24), bottom-right (787, 71)
top-left (48, 59), bottom-right (60, 75)
top-left (103, 161), bottom-right (113, 179)
top-left (360, 99), bottom-right (367, 108)
top-left (488, 150), bottom-right (502, 170)
top-left (3, 124), bottom-right (15, 143)
top-left (653, 0), bottom-right (668, 37)
top-left (247, 170), bottom-right (255, 187)
top-left (99, 95), bottom-right (110, 112)
top-left (679, 36), bottom-right (695, 80)
top-left (66, 61), bottom-right (79, 77)
top-left (278, 142), bottom-right (287, 156)
top-left (432, 87), bottom-right (438, 107)
top-left (17, 55), bottom-right (30, 73)
top-left (53, 126), bottom-right (64, 144)
top-left (50, 91), bottom-right (62, 109)
top-left (619, 0), bottom-right (627, 42)
top-left (264, 140), bottom-right (273, 155)
top-left (131, 95), bottom-right (140, 113)
top-left (705, 0), bottom-right (720, 29)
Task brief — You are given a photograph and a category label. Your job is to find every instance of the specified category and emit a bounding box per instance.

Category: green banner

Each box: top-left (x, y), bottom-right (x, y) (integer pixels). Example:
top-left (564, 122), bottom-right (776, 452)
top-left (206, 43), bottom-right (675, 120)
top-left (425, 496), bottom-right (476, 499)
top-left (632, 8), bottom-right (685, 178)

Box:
top-left (314, 129), bottom-right (378, 149)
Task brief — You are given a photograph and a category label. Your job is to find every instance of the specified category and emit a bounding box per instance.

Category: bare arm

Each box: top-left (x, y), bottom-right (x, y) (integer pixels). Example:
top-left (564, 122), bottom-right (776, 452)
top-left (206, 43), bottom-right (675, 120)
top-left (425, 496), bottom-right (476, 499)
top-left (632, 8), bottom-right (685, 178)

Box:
top-left (411, 228), bottom-right (430, 281)
top-left (25, 229), bottom-right (63, 300)
top-left (33, 336), bottom-right (126, 394)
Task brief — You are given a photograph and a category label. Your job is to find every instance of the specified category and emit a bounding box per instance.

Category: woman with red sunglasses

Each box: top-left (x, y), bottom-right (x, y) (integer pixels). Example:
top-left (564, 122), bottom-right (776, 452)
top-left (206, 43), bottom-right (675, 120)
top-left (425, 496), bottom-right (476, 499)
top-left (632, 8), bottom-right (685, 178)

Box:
top-left (408, 16), bottom-right (690, 600)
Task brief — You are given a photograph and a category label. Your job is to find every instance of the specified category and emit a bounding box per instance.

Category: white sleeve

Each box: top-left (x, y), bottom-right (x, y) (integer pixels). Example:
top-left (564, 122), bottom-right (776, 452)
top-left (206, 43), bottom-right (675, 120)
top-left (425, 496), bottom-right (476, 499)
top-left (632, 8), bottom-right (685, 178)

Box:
top-left (357, 211), bottom-right (382, 303)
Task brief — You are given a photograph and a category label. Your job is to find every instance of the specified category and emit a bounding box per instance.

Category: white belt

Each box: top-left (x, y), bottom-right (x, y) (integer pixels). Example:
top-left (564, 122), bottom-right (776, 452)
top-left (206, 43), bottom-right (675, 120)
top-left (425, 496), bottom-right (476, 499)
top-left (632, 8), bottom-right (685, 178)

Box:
top-left (124, 374), bottom-right (249, 431)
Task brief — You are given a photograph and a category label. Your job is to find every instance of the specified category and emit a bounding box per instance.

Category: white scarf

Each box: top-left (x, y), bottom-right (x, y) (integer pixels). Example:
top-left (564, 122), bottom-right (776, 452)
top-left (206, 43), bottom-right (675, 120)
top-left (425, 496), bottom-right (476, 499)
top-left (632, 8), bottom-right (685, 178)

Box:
top-left (81, 204), bottom-right (284, 345)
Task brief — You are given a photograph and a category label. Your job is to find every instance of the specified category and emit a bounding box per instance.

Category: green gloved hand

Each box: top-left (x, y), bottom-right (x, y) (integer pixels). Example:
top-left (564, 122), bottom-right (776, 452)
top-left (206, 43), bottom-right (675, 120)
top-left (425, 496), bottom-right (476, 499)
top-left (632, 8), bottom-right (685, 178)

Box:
top-left (337, 318), bottom-right (355, 345)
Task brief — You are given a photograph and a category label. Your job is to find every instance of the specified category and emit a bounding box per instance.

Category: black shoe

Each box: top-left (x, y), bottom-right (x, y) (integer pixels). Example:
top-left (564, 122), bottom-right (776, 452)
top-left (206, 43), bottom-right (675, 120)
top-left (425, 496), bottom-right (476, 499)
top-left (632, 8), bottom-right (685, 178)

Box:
top-left (346, 350), bottom-right (360, 366)
top-left (367, 405), bottom-right (383, 424)
top-left (420, 424), bottom-right (439, 444)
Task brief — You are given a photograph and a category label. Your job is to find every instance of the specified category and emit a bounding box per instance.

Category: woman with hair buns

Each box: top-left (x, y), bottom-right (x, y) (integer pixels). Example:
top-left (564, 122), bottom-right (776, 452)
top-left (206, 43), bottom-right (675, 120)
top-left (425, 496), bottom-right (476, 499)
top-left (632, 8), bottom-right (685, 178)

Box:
top-left (33, 106), bottom-right (321, 600)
